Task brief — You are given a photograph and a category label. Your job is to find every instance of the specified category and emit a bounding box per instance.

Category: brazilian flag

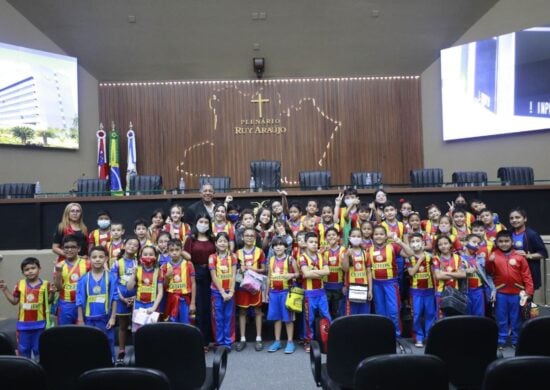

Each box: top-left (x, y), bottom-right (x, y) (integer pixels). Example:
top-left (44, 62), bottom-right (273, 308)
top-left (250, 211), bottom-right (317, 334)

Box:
top-left (109, 123), bottom-right (123, 196)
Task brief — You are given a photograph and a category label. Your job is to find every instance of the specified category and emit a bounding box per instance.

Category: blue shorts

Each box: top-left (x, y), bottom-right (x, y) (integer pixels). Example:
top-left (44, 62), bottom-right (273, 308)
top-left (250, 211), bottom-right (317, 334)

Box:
top-left (116, 286), bottom-right (136, 315)
top-left (267, 290), bottom-right (294, 322)
top-left (17, 328), bottom-right (43, 359)
top-left (58, 301), bottom-right (78, 325)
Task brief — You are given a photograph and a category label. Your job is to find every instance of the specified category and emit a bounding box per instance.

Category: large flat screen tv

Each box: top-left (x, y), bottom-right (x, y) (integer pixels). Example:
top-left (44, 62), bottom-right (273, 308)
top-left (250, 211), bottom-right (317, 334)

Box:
top-left (0, 42), bottom-right (78, 149)
top-left (441, 26), bottom-right (550, 141)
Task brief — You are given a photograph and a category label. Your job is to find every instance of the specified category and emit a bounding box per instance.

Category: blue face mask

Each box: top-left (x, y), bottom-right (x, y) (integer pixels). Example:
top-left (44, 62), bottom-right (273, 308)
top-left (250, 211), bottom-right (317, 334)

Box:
top-left (466, 243), bottom-right (479, 252)
top-left (228, 214), bottom-right (239, 223)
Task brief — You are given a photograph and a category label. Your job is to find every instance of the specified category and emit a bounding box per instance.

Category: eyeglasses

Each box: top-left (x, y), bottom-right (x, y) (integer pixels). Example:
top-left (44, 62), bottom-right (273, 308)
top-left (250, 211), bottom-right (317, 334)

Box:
top-left (63, 245), bottom-right (78, 250)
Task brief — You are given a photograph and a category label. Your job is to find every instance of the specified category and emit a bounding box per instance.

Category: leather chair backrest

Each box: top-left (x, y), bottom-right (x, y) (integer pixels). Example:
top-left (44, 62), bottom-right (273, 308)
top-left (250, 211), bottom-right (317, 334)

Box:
top-left (451, 171), bottom-right (488, 186)
top-left (135, 323), bottom-right (207, 390)
top-left (0, 356), bottom-right (47, 390)
top-left (410, 168), bottom-right (443, 187)
top-left (350, 172), bottom-right (383, 189)
top-left (497, 166), bottom-right (534, 185)
top-left (425, 315), bottom-right (497, 388)
top-left (299, 170), bottom-right (331, 190)
top-left (250, 160), bottom-right (281, 191)
top-left (327, 315), bottom-right (396, 388)
top-left (39, 326), bottom-right (113, 390)
top-left (79, 367), bottom-right (171, 390)
top-left (76, 179), bottom-right (109, 196)
top-left (516, 316), bottom-right (550, 357)
top-left (199, 176), bottom-right (231, 193)
top-left (130, 175), bottom-right (163, 194)
top-left (355, 354), bottom-right (448, 390)
top-left (0, 183), bottom-right (35, 198)
top-left (483, 356), bottom-right (550, 390)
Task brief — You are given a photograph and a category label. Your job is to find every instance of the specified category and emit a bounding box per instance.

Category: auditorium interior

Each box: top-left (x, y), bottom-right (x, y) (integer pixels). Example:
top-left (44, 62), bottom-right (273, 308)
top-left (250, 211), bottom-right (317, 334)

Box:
top-left (1, 1), bottom-right (550, 389)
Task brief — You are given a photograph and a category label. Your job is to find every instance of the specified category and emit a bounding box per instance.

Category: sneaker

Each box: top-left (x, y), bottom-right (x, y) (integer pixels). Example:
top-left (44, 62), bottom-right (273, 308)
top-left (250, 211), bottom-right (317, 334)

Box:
top-left (498, 344), bottom-right (505, 351)
top-left (255, 340), bottom-right (264, 351)
top-left (115, 351), bottom-right (126, 366)
top-left (304, 343), bottom-right (311, 353)
top-left (235, 341), bottom-right (247, 352)
top-left (268, 341), bottom-right (282, 352)
top-left (414, 341), bottom-right (424, 348)
top-left (284, 341), bottom-right (296, 354)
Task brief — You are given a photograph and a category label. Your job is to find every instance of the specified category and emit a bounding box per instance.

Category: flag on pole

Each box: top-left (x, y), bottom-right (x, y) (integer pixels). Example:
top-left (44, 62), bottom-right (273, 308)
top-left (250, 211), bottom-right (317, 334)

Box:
top-left (109, 122), bottom-right (123, 196)
top-left (126, 122), bottom-right (137, 193)
top-left (96, 123), bottom-right (109, 180)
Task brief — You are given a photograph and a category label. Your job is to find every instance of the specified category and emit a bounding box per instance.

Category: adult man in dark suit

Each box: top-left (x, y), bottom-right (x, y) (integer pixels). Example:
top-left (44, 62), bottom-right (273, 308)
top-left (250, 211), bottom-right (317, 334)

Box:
top-left (186, 183), bottom-right (217, 224)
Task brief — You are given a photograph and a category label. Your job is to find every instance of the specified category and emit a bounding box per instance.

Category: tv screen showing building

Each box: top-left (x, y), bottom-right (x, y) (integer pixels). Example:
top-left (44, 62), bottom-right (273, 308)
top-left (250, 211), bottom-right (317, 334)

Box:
top-left (0, 42), bottom-right (78, 149)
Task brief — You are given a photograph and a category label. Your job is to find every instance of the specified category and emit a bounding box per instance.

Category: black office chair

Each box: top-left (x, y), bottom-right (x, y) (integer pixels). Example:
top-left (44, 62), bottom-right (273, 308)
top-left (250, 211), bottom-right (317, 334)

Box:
top-left (0, 183), bottom-right (36, 198)
top-left (78, 367), bottom-right (171, 390)
top-left (129, 175), bottom-right (163, 194)
top-left (0, 332), bottom-right (16, 355)
top-left (354, 354), bottom-right (448, 390)
top-left (452, 171), bottom-right (488, 186)
top-left (199, 176), bottom-right (231, 193)
top-left (515, 316), bottom-right (550, 357)
top-left (410, 168), bottom-right (444, 187)
top-left (76, 178), bottom-right (109, 196)
top-left (497, 166), bottom-right (534, 185)
top-left (135, 323), bottom-right (228, 390)
top-left (250, 160), bottom-right (281, 191)
top-left (299, 170), bottom-right (331, 190)
top-left (482, 356), bottom-right (550, 390)
top-left (425, 316), bottom-right (498, 389)
top-left (310, 315), bottom-right (398, 389)
top-left (39, 326), bottom-right (113, 390)
top-left (0, 356), bottom-right (47, 390)
top-left (350, 172), bottom-right (383, 189)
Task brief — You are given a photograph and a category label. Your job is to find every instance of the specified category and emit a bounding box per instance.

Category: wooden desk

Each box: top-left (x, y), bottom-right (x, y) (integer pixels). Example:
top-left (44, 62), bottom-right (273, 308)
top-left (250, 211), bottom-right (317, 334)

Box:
top-left (1, 184), bottom-right (549, 250)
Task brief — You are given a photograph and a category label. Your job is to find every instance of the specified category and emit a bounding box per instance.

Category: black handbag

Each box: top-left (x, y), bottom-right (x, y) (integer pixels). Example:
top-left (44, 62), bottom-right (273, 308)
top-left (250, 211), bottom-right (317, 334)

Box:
top-left (440, 285), bottom-right (468, 316)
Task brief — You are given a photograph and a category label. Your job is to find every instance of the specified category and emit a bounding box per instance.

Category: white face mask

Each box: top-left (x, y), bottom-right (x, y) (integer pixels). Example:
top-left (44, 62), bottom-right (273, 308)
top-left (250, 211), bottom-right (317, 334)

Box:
top-left (439, 226), bottom-right (450, 234)
top-left (410, 242), bottom-right (423, 251)
top-left (196, 223), bottom-right (209, 233)
top-left (401, 210), bottom-right (410, 217)
top-left (349, 237), bottom-right (362, 246)
top-left (97, 220), bottom-right (110, 229)
top-left (344, 199), bottom-right (355, 208)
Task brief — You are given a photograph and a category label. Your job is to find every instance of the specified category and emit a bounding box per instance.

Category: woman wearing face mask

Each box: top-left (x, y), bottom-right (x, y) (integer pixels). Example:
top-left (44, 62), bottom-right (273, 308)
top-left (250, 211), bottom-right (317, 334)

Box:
top-left (183, 213), bottom-right (216, 350)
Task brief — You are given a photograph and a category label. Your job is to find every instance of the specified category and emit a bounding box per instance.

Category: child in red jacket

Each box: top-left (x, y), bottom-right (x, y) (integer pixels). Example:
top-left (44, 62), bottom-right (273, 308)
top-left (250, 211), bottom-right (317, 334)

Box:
top-left (486, 230), bottom-right (534, 348)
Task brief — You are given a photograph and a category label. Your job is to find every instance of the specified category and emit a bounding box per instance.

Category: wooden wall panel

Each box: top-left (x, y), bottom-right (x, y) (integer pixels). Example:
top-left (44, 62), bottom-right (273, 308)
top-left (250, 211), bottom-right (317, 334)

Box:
top-left (99, 77), bottom-right (423, 190)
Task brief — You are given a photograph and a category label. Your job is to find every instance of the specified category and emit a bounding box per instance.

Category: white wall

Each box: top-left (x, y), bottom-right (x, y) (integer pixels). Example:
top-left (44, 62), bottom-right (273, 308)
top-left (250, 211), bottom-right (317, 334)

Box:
top-left (422, 0), bottom-right (550, 182)
top-left (0, 0), bottom-right (98, 193)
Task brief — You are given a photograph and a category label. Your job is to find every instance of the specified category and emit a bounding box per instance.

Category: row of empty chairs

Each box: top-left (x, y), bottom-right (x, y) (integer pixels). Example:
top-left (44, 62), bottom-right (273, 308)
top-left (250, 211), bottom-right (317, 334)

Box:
top-left (411, 166), bottom-right (535, 187)
top-left (0, 165), bottom-right (536, 198)
top-left (0, 324), bottom-right (226, 390)
top-left (310, 315), bottom-right (550, 390)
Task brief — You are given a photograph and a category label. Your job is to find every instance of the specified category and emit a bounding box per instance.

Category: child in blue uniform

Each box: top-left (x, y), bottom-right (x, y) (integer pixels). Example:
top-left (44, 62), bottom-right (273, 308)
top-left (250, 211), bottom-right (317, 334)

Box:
top-left (111, 235), bottom-right (140, 363)
top-left (76, 246), bottom-right (118, 358)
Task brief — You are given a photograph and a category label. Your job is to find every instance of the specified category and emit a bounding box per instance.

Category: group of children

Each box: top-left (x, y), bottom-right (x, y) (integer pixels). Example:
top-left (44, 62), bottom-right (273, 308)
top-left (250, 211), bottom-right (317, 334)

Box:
top-left (0, 189), bottom-right (544, 360)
